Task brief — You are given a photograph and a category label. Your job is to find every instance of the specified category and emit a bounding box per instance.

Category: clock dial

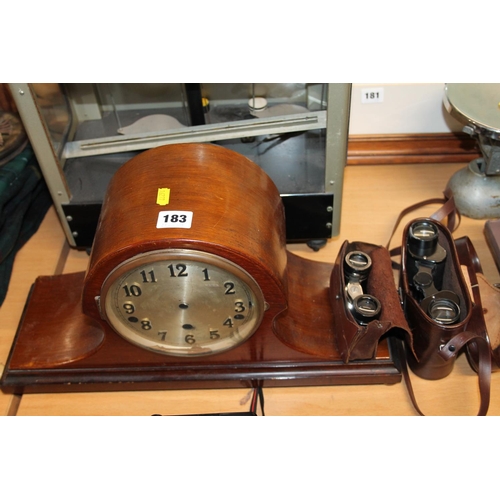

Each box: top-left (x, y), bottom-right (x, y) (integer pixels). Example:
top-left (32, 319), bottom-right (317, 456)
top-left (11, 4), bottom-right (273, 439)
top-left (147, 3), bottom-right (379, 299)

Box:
top-left (101, 249), bottom-right (265, 356)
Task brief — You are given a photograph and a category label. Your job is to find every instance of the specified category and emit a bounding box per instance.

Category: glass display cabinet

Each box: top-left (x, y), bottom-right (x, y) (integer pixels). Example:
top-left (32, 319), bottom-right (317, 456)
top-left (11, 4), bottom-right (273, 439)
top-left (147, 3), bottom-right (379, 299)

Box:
top-left (10, 83), bottom-right (351, 249)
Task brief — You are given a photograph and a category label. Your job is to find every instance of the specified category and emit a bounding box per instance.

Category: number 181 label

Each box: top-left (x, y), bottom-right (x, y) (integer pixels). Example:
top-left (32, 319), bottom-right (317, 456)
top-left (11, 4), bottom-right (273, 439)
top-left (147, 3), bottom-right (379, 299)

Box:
top-left (361, 87), bottom-right (384, 103)
top-left (156, 211), bottom-right (193, 229)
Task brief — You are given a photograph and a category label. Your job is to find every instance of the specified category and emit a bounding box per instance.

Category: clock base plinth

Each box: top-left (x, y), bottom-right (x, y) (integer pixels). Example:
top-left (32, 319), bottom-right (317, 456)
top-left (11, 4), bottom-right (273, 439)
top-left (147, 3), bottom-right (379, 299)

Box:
top-left (1, 265), bottom-right (401, 395)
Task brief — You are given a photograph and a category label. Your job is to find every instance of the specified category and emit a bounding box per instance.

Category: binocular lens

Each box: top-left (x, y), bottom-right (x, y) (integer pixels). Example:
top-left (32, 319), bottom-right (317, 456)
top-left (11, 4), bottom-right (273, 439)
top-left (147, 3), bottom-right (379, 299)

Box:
top-left (344, 251), bottom-right (372, 281)
top-left (409, 221), bottom-right (439, 257)
top-left (352, 294), bottom-right (381, 325)
top-left (427, 297), bottom-right (460, 325)
top-left (413, 270), bottom-right (434, 289)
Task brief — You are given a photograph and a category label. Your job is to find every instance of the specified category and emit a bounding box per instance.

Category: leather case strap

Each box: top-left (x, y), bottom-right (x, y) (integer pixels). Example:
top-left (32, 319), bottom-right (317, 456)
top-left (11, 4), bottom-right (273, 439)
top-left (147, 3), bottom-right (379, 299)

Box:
top-left (393, 329), bottom-right (491, 415)
top-left (455, 236), bottom-right (500, 371)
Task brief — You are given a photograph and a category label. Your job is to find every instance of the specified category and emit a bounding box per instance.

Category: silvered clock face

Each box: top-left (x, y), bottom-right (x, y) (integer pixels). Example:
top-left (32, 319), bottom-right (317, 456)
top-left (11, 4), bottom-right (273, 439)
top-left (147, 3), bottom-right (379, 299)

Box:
top-left (101, 249), bottom-right (265, 356)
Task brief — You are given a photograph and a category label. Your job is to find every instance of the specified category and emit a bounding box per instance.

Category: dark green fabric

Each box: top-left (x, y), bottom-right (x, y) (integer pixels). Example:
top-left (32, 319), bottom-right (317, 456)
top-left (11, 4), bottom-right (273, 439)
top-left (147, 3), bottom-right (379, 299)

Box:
top-left (0, 146), bottom-right (52, 306)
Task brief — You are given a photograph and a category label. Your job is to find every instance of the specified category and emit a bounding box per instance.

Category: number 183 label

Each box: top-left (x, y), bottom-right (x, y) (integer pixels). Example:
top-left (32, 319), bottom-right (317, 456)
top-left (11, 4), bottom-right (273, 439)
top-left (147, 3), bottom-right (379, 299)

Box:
top-left (156, 211), bottom-right (193, 229)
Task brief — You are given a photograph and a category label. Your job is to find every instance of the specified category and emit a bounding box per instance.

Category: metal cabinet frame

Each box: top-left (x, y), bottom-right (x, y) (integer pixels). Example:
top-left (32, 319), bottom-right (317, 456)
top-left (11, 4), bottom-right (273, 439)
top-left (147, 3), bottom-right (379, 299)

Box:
top-left (10, 83), bottom-right (351, 248)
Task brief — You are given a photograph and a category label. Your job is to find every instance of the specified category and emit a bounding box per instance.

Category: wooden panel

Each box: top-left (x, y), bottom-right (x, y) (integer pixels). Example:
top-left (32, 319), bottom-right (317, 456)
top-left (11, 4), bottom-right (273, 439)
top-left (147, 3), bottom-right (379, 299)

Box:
top-left (15, 388), bottom-right (256, 416)
top-left (0, 207), bottom-right (66, 415)
top-left (262, 355), bottom-right (500, 416)
top-left (347, 133), bottom-right (479, 165)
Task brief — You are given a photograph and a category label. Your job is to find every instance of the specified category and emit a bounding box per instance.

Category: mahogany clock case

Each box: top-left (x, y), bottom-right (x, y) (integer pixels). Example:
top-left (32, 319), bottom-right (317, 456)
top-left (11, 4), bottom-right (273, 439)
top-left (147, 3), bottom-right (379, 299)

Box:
top-left (1, 144), bottom-right (400, 394)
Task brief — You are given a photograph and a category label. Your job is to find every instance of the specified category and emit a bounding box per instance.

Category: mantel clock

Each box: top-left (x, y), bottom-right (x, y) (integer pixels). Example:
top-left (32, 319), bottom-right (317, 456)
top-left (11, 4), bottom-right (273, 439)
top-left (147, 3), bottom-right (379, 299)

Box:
top-left (1, 144), bottom-right (398, 393)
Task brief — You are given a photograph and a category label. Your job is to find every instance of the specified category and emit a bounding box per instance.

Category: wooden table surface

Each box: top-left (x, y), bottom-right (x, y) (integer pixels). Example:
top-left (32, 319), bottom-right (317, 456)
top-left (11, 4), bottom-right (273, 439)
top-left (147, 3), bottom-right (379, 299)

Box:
top-left (1, 162), bottom-right (499, 416)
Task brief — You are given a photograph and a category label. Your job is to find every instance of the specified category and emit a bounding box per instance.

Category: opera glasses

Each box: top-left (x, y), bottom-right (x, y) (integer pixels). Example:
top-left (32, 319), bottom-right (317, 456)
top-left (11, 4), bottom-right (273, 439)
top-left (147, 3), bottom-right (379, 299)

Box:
top-left (343, 251), bottom-right (382, 325)
top-left (406, 220), bottom-right (461, 325)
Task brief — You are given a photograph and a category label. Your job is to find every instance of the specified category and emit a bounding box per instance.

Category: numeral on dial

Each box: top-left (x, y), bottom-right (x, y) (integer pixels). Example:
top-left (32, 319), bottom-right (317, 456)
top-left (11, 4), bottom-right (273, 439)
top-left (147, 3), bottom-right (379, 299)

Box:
top-left (123, 284), bottom-right (142, 297)
top-left (168, 264), bottom-right (188, 277)
top-left (140, 270), bottom-right (157, 283)
top-left (123, 302), bottom-right (135, 314)
top-left (141, 320), bottom-right (152, 330)
top-left (234, 301), bottom-right (245, 313)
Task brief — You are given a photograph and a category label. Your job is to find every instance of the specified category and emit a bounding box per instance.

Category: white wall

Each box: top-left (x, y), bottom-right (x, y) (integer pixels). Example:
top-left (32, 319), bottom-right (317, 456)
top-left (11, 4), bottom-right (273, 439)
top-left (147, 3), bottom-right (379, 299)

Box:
top-left (349, 83), bottom-right (464, 135)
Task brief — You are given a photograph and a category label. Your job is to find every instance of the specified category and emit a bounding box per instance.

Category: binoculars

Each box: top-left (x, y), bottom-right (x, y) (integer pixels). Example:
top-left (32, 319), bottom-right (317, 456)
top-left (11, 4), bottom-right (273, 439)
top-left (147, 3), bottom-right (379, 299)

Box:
top-left (343, 251), bottom-right (381, 325)
top-left (406, 220), bottom-right (461, 325)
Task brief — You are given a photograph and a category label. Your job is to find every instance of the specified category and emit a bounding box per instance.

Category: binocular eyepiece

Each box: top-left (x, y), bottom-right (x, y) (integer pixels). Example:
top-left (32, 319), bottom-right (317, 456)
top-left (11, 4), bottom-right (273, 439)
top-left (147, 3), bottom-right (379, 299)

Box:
top-left (407, 220), bottom-right (461, 325)
top-left (344, 251), bottom-right (381, 325)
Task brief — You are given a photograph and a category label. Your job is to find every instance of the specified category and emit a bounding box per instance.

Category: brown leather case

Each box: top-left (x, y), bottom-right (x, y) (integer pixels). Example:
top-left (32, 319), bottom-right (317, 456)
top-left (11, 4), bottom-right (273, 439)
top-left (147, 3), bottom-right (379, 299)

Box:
top-left (331, 240), bottom-right (412, 363)
top-left (400, 218), bottom-right (474, 380)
